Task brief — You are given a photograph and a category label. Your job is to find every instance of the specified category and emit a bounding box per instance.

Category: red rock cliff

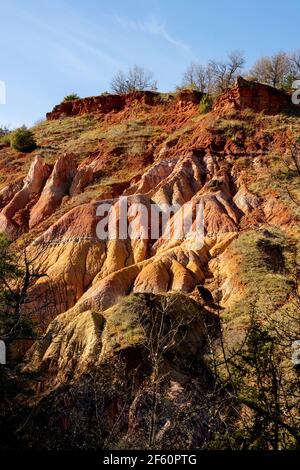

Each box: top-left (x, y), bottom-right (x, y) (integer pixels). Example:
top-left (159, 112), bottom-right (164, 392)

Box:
top-left (46, 90), bottom-right (203, 120)
top-left (213, 76), bottom-right (297, 115)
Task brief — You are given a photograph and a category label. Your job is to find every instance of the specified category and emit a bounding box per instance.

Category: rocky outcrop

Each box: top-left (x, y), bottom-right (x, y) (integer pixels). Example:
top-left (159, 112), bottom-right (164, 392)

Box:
top-left (69, 165), bottom-right (93, 196)
top-left (46, 94), bottom-right (125, 120)
top-left (46, 90), bottom-right (203, 120)
top-left (0, 156), bottom-right (51, 238)
top-left (0, 177), bottom-right (24, 209)
top-left (29, 153), bottom-right (77, 228)
top-left (148, 151), bottom-right (206, 206)
top-left (125, 158), bottom-right (179, 195)
top-left (213, 76), bottom-right (298, 115)
top-left (177, 89), bottom-right (204, 104)
top-left (233, 185), bottom-right (260, 214)
top-left (25, 149), bottom-right (245, 324)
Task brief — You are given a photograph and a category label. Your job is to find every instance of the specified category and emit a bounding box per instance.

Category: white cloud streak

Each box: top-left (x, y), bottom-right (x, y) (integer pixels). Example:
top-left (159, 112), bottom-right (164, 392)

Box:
top-left (115, 15), bottom-right (193, 56)
top-left (12, 4), bottom-right (121, 74)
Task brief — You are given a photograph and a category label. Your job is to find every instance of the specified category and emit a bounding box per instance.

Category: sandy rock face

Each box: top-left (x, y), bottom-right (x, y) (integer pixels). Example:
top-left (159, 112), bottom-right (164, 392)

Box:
top-left (69, 165), bottom-right (93, 196)
top-left (148, 152), bottom-right (206, 206)
top-left (125, 158), bottom-right (178, 195)
top-left (24, 143), bottom-right (269, 325)
top-left (0, 177), bottom-right (24, 210)
top-left (29, 153), bottom-right (77, 228)
top-left (263, 196), bottom-right (294, 227)
top-left (233, 185), bottom-right (260, 214)
top-left (24, 140), bottom-right (251, 322)
top-left (0, 155), bottom-right (51, 238)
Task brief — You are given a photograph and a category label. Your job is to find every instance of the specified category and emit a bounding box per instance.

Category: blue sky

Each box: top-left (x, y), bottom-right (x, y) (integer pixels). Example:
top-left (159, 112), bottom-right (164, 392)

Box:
top-left (0, 0), bottom-right (299, 127)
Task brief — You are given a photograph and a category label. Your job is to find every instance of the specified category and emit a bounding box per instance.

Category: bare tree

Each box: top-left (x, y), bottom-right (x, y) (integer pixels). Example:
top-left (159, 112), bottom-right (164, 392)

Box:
top-left (123, 293), bottom-right (202, 449)
top-left (250, 52), bottom-right (293, 88)
top-left (181, 51), bottom-right (245, 95)
top-left (209, 50), bottom-right (245, 93)
top-left (110, 65), bottom-right (157, 94)
top-left (138, 294), bottom-right (193, 448)
top-left (181, 62), bottom-right (214, 93)
top-left (0, 240), bottom-right (58, 356)
top-left (289, 50), bottom-right (300, 78)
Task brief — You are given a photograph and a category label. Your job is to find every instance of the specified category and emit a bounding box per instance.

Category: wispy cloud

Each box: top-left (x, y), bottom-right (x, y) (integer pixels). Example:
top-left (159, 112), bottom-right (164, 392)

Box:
top-left (12, 4), bottom-right (121, 73)
top-left (115, 15), bottom-right (193, 56)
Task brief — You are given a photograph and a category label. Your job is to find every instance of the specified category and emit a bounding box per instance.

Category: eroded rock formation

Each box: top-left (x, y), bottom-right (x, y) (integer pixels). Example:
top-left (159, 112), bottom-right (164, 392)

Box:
top-left (0, 78), bottom-right (299, 448)
top-left (29, 153), bottom-right (77, 228)
top-left (0, 155), bottom-right (51, 238)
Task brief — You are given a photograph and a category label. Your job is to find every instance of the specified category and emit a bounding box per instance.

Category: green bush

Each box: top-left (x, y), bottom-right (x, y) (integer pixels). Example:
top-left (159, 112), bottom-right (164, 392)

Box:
top-left (63, 93), bottom-right (79, 102)
top-left (199, 94), bottom-right (213, 114)
top-left (10, 125), bottom-right (37, 152)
